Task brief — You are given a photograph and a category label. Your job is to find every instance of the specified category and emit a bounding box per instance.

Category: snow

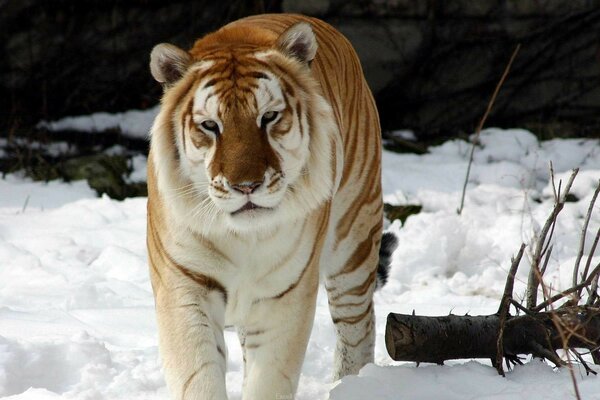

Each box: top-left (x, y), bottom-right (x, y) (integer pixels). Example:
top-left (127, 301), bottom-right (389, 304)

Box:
top-left (385, 129), bottom-right (417, 141)
top-left (0, 174), bottom-right (96, 211)
top-left (329, 361), bottom-right (600, 400)
top-left (0, 139), bottom-right (77, 159)
top-left (0, 128), bottom-right (599, 399)
top-left (37, 107), bottom-right (159, 139)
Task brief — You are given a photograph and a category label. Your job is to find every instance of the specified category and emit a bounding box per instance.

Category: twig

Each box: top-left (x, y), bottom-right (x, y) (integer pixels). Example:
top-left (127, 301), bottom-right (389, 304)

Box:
top-left (541, 164), bottom-right (559, 257)
top-left (594, 348), bottom-right (600, 364)
top-left (587, 272), bottom-right (600, 306)
top-left (534, 262), bottom-right (600, 312)
top-left (583, 225), bottom-right (600, 297)
top-left (550, 162), bottom-right (558, 201)
top-left (496, 243), bottom-right (526, 375)
top-left (510, 298), bottom-right (536, 316)
top-left (537, 254), bottom-right (582, 399)
top-left (572, 349), bottom-right (597, 375)
top-left (573, 180), bottom-right (600, 292)
top-left (457, 44), bottom-right (521, 215)
top-left (526, 168), bottom-right (579, 308)
top-left (540, 244), bottom-right (554, 277)
top-left (21, 195), bottom-right (30, 214)
top-left (559, 323), bottom-right (583, 400)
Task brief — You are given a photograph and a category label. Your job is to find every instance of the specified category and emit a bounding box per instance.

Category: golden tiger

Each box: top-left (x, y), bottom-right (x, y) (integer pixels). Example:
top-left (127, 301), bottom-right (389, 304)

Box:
top-left (147, 13), bottom-right (397, 400)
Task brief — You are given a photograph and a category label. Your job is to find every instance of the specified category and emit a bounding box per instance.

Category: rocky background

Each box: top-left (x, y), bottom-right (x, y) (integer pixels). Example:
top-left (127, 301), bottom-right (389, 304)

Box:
top-left (3, 0), bottom-right (600, 138)
top-left (1, 0), bottom-right (599, 195)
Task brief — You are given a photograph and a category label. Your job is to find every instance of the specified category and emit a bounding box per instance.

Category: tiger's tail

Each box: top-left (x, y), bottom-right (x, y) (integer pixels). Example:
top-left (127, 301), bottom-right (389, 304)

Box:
top-left (376, 231), bottom-right (398, 289)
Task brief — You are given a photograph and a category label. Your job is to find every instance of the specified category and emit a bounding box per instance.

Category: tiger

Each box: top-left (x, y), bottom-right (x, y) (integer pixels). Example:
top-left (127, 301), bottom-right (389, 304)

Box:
top-left (146, 13), bottom-right (397, 400)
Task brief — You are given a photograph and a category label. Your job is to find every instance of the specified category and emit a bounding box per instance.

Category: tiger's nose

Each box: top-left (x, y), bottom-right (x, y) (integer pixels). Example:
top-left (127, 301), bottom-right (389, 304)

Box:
top-left (231, 180), bottom-right (263, 195)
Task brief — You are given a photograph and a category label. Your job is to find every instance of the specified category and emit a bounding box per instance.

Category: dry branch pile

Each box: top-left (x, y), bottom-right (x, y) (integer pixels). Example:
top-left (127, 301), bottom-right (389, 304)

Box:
top-left (386, 168), bottom-right (600, 377)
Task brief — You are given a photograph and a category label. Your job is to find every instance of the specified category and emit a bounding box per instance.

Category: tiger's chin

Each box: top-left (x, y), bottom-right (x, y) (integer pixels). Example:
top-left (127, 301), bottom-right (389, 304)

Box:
top-left (231, 201), bottom-right (272, 216)
top-left (224, 204), bottom-right (282, 233)
top-left (207, 188), bottom-right (291, 233)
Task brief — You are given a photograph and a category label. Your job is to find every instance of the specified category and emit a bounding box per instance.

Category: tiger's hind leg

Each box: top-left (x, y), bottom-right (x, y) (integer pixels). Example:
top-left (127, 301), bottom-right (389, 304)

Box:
top-left (324, 223), bottom-right (382, 380)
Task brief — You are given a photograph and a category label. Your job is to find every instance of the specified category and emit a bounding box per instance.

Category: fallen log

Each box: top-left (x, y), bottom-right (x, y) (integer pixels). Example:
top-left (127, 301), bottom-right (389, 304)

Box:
top-left (385, 171), bottom-right (600, 378)
top-left (385, 306), bottom-right (600, 367)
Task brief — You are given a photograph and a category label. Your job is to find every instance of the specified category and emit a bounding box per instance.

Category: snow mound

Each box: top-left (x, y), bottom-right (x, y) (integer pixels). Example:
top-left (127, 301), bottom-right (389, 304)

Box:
top-left (0, 333), bottom-right (164, 399)
top-left (330, 361), bottom-right (600, 400)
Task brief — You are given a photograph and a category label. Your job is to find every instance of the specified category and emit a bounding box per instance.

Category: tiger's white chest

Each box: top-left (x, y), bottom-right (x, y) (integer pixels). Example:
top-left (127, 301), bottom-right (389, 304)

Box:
top-left (202, 216), bottom-right (321, 326)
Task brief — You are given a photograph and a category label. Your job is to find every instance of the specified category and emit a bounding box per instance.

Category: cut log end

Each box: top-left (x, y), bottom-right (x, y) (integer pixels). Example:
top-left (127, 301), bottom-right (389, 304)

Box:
top-left (385, 313), bottom-right (412, 360)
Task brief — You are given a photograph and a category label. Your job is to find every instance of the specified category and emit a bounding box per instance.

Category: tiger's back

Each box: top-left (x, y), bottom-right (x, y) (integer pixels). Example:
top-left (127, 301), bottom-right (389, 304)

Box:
top-left (147, 13), bottom-right (388, 400)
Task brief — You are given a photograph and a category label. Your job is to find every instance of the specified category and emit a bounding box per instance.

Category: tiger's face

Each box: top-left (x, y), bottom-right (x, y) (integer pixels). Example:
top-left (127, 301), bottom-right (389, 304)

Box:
top-left (150, 23), bottom-right (336, 233)
top-left (183, 60), bottom-right (308, 225)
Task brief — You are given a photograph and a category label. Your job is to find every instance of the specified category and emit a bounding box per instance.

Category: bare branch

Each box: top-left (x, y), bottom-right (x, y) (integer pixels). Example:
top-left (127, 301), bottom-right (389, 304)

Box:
top-left (573, 180), bottom-right (600, 291)
top-left (540, 244), bottom-right (554, 276)
top-left (526, 168), bottom-right (579, 308)
top-left (510, 298), bottom-right (536, 316)
top-left (496, 243), bottom-right (526, 375)
top-left (585, 225), bottom-right (600, 277)
top-left (549, 311), bottom-right (583, 400)
top-left (587, 273), bottom-right (600, 306)
top-left (550, 162), bottom-right (558, 201)
top-left (534, 261), bottom-right (600, 312)
top-left (457, 44), bottom-right (521, 215)
top-left (572, 349), bottom-right (598, 375)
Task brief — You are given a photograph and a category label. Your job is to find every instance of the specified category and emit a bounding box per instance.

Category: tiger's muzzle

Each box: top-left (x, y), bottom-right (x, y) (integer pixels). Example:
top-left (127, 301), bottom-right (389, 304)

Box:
top-left (208, 167), bottom-right (287, 217)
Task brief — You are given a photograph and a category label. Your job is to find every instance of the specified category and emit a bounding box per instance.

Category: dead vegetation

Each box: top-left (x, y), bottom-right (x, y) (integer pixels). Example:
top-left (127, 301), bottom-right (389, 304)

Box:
top-left (386, 169), bottom-right (600, 397)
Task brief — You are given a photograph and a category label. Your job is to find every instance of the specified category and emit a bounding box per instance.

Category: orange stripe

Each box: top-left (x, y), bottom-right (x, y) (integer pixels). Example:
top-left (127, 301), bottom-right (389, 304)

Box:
top-left (332, 302), bottom-right (373, 325)
top-left (269, 203), bottom-right (330, 300)
top-left (329, 263), bottom-right (378, 302)
top-left (340, 320), bottom-right (374, 348)
top-left (148, 209), bottom-right (228, 303)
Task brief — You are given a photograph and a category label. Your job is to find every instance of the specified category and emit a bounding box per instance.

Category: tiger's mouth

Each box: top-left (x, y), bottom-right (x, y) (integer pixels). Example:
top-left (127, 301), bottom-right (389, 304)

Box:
top-left (231, 202), bottom-right (272, 216)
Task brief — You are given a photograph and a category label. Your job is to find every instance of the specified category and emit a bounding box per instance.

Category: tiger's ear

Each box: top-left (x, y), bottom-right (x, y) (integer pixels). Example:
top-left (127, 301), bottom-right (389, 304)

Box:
top-left (150, 43), bottom-right (192, 85)
top-left (275, 22), bottom-right (317, 65)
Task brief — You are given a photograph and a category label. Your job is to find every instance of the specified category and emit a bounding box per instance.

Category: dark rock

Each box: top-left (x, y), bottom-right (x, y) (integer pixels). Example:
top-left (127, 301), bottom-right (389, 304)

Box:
top-left (60, 154), bottom-right (145, 200)
top-left (334, 19), bottom-right (424, 93)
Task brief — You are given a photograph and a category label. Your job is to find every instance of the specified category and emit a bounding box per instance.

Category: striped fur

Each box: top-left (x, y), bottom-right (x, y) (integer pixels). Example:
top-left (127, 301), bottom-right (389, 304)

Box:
top-left (147, 14), bottom-right (390, 400)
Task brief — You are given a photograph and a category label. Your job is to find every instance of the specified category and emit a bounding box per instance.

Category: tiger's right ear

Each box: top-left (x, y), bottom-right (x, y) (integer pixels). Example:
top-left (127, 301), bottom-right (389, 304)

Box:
top-left (275, 22), bottom-right (317, 65)
top-left (150, 43), bottom-right (192, 85)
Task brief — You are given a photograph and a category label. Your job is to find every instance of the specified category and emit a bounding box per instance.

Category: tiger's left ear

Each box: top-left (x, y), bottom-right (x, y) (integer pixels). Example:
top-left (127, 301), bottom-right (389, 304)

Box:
top-left (150, 43), bottom-right (192, 86)
top-left (275, 22), bottom-right (317, 65)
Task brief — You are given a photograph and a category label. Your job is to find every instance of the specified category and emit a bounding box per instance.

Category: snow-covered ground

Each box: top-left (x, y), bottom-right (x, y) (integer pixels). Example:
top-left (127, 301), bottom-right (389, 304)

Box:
top-left (38, 107), bottom-right (159, 140)
top-left (1, 128), bottom-right (599, 399)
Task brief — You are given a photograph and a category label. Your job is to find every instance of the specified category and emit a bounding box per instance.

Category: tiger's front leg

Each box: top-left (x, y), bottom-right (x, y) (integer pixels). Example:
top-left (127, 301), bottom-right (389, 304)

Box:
top-left (154, 275), bottom-right (228, 400)
top-left (240, 263), bottom-right (319, 400)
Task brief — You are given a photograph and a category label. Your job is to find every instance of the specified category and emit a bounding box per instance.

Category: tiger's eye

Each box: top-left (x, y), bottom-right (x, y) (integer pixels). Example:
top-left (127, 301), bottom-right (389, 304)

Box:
top-left (201, 120), bottom-right (220, 134)
top-left (261, 111), bottom-right (279, 129)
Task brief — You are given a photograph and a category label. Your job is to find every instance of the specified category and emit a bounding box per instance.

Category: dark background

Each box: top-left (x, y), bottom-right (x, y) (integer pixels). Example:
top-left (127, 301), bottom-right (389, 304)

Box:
top-left (3, 0), bottom-right (600, 140)
top-left (1, 0), bottom-right (599, 192)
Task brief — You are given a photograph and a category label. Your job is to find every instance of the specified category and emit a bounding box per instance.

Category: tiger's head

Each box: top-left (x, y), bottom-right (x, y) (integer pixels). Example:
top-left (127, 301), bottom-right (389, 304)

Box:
top-left (149, 22), bottom-right (339, 234)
